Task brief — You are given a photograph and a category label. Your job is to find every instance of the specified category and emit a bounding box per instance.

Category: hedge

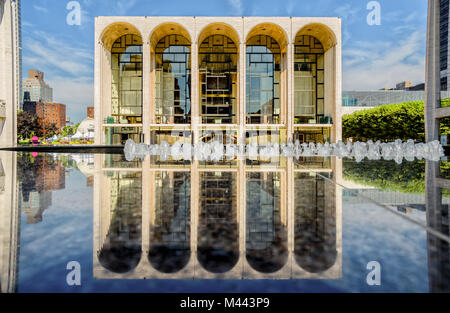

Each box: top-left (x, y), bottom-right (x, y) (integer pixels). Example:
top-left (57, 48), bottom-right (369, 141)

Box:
top-left (342, 100), bottom-right (450, 142)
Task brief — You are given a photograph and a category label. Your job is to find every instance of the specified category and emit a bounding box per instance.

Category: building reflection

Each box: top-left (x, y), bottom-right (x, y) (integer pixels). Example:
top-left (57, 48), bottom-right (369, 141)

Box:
top-left (0, 151), bottom-right (19, 293)
top-left (425, 161), bottom-right (450, 292)
top-left (98, 172), bottom-right (142, 273)
top-left (93, 154), bottom-right (343, 279)
top-left (149, 171), bottom-right (191, 273)
top-left (295, 172), bottom-right (337, 273)
top-left (17, 153), bottom-right (66, 224)
top-left (0, 151), bottom-right (449, 290)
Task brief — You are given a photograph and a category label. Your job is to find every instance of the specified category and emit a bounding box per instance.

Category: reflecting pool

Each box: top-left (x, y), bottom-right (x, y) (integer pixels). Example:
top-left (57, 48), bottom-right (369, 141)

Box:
top-left (0, 150), bottom-right (449, 292)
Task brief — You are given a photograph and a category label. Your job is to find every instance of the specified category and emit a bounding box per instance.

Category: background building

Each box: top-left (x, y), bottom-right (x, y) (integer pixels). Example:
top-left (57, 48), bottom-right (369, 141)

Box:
top-left (95, 17), bottom-right (342, 145)
top-left (0, 0), bottom-right (21, 147)
top-left (72, 107), bottom-right (95, 139)
top-left (87, 107), bottom-right (94, 119)
top-left (23, 101), bottom-right (66, 129)
top-left (441, 0), bottom-right (450, 90)
top-left (22, 70), bottom-right (53, 103)
top-left (341, 89), bottom-right (450, 117)
top-left (396, 81), bottom-right (413, 90)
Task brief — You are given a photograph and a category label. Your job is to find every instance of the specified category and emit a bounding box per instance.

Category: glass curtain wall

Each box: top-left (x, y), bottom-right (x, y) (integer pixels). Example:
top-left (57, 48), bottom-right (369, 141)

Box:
top-left (199, 35), bottom-right (238, 124)
top-left (155, 35), bottom-right (191, 124)
top-left (294, 35), bottom-right (325, 124)
top-left (246, 35), bottom-right (281, 124)
top-left (111, 34), bottom-right (143, 124)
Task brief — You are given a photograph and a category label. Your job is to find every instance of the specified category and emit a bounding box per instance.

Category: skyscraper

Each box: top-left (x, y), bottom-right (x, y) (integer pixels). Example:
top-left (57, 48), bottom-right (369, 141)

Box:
top-left (0, 0), bottom-right (22, 147)
top-left (22, 70), bottom-right (53, 103)
top-left (441, 0), bottom-right (449, 90)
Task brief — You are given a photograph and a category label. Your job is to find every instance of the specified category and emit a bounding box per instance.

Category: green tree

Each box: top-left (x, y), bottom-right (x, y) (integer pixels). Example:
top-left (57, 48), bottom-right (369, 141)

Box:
top-left (17, 111), bottom-right (42, 141)
top-left (41, 121), bottom-right (59, 139)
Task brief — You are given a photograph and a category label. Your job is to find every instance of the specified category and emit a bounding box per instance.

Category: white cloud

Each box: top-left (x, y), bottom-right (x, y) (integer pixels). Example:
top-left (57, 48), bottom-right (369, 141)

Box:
top-left (343, 31), bottom-right (425, 90)
top-left (23, 30), bottom-right (94, 122)
top-left (22, 20), bottom-right (35, 28)
top-left (23, 31), bottom-right (93, 77)
top-left (33, 5), bottom-right (49, 14)
top-left (47, 76), bottom-right (94, 122)
top-left (334, 3), bottom-right (360, 24)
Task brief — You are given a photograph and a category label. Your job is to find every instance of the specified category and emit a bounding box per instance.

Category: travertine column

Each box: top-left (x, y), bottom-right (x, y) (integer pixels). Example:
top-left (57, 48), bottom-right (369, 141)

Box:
top-left (239, 41), bottom-right (246, 145)
top-left (287, 42), bottom-right (294, 141)
top-left (94, 40), bottom-right (103, 145)
top-left (425, 0), bottom-right (441, 142)
top-left (0, 0), bottom-right (18, 147)
top-left (143, 43), bottom-right (151, 144)
top-left (191, 40), bottom-right (200, 144)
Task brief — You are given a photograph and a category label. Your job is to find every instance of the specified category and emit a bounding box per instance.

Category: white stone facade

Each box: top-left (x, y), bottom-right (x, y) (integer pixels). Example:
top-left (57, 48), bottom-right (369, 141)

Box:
top-left (0, 0), bottom-right (21, 147)
top-left (94, 16), bottom-right (342, 146)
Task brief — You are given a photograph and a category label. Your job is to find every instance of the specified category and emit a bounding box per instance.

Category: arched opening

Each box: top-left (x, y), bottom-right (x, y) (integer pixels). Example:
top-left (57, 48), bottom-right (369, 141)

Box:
top-left (293, 23), bottom-right (337, 143)
top-left (295, 23), bottom-right (337, 52)
top-left (149, 172), bottom-right (191, 273)
top-left (246, 172), bottom-right (288, 273)
top-left (246, 35), bottom-right (281, 124)
top-left (197, 172), bottom-right (239, 273)
top-left (293, 35), bottom-right (324, 124)
top-left (245, 23), bottom-right (288, 125)
top-left (154, 35), bottom-right (191, 124)
top-left (150, 23), bottom-right (192, 125)
top-left (100, 23), bottom-right (144, 145)
top-left (110, 34), bottom-right (143, 125)
top-left (99, 172), bottom-right (142, 274)
top-left (198, 23), bottom-right (240, 125)
top-left (294, 172), bottom-right (337, 273)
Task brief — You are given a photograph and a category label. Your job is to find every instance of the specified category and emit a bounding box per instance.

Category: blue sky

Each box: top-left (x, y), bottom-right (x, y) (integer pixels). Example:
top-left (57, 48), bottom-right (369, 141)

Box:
top-left (22, 0), bottom-right (428, 123)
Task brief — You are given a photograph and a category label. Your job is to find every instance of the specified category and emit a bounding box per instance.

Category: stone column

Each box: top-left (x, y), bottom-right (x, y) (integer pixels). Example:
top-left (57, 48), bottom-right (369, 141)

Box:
top-left (142, 42), bottom-right (151, 144)
top-left (287, 42), bottom-right (294, 142)
top-left (94, 40), bottom-right (103, 145)
top-left (425, 0), bottom-right (441, 142)
top-left (239, 42), bottom-right (246, 145)
top-left (191, 41), bottom-right (200, 144)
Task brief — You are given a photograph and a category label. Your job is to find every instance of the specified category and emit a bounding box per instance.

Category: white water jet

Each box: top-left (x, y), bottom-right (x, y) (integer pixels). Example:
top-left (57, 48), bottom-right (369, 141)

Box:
top-left (124, 139), bottom-right (445, 163)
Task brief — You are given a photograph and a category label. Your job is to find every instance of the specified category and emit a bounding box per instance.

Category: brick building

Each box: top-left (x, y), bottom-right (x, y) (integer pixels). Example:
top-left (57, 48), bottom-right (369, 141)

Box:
top-left (23, 101), bottom-right (66, 129)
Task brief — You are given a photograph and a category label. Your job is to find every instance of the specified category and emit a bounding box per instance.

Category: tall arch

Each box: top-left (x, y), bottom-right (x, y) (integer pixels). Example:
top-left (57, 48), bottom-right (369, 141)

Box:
top-left (150, 24), bottom-right (192, 125)
top-left (149, 22), bottom-right (192, 51)
top-left (295, 23), bottom-right (337, 52)
top-left (198, 24), bottom-right (240, 125)
top-left (100, 22), bottom-right (142, 52)
top-left (99, 22), bottom-right (144, 144)
top-left (246, 23), bottom-right (288, 53)
top-left (293, 23), bottom-right (338, 143)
